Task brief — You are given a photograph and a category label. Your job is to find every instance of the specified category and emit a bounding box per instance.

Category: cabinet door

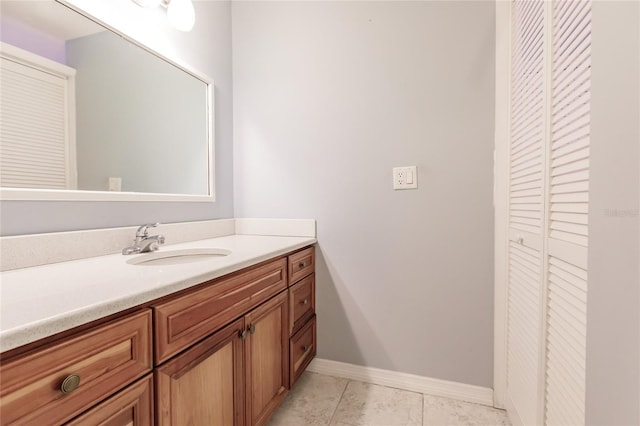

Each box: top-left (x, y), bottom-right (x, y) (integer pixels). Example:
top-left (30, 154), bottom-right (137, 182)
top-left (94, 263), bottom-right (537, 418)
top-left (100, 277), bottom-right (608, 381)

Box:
top-left (156, 318), bottom-right (245, 426)
top-left (66, 375), bottom-right (153, 426)
top-left (245, 291), bottom-right (289, 426)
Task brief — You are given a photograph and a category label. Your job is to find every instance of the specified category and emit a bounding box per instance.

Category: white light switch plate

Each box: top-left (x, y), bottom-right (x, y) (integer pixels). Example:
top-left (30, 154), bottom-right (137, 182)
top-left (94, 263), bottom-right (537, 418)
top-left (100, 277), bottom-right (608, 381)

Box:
top-left (108, 177), bottom-right (122, 192)
top-left (393, 166), bottom-right (418, 190)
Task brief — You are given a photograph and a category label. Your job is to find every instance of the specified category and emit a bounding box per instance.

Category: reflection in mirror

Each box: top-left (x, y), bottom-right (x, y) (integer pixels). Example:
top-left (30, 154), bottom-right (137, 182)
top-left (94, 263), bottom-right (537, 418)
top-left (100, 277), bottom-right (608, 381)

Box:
top-left (0, 0), bottom-right (214, 200)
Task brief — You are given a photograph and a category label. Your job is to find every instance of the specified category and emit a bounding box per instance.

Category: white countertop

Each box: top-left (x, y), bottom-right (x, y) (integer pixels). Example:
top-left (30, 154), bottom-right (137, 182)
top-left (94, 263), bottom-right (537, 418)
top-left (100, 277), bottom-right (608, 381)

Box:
top-left (0, 234), bottom-right (316, 353)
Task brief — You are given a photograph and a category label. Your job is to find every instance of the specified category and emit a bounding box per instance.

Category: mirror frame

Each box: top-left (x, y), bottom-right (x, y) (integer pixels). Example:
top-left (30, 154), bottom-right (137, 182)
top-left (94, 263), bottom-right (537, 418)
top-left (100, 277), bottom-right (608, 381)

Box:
top-left (0, 0), bottom-right (215, 202)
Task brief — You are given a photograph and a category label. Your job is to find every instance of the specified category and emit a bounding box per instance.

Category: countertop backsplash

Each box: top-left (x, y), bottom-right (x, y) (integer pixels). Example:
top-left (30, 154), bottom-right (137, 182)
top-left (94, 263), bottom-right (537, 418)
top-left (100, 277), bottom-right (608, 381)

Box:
top-left (0, 218), bottom-right (316, 271)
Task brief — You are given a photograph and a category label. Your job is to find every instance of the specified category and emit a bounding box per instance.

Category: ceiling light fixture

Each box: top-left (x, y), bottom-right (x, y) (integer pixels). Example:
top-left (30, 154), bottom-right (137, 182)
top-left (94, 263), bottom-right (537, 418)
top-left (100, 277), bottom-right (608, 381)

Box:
top-left (132, 0), bottom-right (195, 32)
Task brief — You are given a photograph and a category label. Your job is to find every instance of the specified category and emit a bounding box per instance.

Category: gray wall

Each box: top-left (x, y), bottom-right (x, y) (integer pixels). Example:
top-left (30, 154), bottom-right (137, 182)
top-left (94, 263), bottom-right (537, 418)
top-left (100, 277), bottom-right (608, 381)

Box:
top-left (232, 1), bottom-right (496, 387)
top-left (586, 1), bottom-right (640, 424)
top-left (0, 1), bottom-right (233, 235)
top-left (67, 31), bottom-right (208, 195)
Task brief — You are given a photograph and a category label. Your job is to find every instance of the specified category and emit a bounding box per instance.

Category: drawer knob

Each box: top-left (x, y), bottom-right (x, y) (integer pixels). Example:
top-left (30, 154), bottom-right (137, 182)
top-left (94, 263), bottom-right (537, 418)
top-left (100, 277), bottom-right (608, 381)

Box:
top-left (302, 345), bottom-right (310, 352)
top-left (60, 374), bottom-right (81, 394)
top-left (249, 324), bottom-right (256, 334)
top-left (239, 330), bottom-right (248, 340)
top-left (298, 262), bottom-right (306, 268)
top-left (301, 299), bottom-right (309, 305)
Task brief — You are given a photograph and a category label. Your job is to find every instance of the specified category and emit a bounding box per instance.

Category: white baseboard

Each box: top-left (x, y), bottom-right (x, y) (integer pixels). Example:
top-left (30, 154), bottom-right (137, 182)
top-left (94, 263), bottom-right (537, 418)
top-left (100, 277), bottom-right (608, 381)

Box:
top-left (307, 358), bottom-right (494, 407)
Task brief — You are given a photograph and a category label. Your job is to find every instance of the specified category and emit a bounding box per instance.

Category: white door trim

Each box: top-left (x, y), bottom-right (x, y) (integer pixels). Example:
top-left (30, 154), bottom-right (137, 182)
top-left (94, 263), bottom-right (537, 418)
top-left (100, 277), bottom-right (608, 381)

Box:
top-left (493, 0), bottom-right (511, 410)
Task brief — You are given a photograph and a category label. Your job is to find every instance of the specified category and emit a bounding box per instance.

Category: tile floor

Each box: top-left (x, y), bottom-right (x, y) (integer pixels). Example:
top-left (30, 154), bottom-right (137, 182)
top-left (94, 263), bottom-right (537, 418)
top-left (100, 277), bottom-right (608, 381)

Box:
top-left (268, 372), bottom-right (511, 426)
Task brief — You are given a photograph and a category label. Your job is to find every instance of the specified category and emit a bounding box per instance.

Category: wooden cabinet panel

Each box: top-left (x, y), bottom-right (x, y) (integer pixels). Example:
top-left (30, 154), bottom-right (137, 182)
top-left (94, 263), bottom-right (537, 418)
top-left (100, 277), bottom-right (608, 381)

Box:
top-left (245, 291), bottom-right (289, 426)
top-left (289, 274), bottom-right (315, 335)
top-left (288, 247), bottom-right (314, 285)
top-left (289, 316), bottom-right (316, 388)
top-left (0, 310), bottom-right (152, 426)
top-left (66, 374), bottom-right (153, 426)
top-left (156, 318), bottom-right (245, 426)
top-left (154, 258), bottom-right (287, 363)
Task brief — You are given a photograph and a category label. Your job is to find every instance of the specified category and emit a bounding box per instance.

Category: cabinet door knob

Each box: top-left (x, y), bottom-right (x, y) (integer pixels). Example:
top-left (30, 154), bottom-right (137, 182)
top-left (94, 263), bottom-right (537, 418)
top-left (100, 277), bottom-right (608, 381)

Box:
top-left (248, 324), bottom-right (256, 334)
top-left (302, 345), bottom-right (310, 352)
top-left (298, 262), bottom-right (306, 269)
top-left (60, 374), bottom-right (81, 394)
top-left (301, 299), bottom-right (309, 305)
top-left (239, 330), bottom-right (248, 340)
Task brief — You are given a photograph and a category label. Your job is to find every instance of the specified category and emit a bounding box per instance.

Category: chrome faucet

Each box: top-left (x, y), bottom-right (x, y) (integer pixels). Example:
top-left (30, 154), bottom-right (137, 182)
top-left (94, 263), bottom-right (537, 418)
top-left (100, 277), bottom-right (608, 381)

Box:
top-left (122, 223), bottom-right (165, 255)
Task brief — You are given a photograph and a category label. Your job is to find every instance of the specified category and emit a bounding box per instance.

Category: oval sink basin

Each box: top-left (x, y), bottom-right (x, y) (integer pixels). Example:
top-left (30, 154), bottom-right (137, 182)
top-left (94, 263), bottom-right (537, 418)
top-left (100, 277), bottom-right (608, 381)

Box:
top-left (127, 248), bottom-right (231, 266)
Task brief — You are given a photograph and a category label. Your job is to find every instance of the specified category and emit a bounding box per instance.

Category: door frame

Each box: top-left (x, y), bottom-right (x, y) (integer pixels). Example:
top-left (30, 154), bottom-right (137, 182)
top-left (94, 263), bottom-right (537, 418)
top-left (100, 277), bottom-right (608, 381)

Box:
top-left (493, 0), bottom-right (511, 411)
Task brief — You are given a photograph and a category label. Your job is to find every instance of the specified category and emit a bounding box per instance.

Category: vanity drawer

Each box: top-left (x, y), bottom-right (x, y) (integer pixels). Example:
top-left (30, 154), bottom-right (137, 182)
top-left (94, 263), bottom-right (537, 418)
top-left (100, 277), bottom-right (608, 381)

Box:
top-left (153, 258), bottom-right (287, 363)
top-left (0, 310), bottom-right (152, 426)
top-left (288, 246), bottom-right (315, 285)
top-left (289, 315), bottom-right (316, 388)
top-left (66, 374), bottom-right (153, 426)
top-left (289, 274), bottom-right (315, 335)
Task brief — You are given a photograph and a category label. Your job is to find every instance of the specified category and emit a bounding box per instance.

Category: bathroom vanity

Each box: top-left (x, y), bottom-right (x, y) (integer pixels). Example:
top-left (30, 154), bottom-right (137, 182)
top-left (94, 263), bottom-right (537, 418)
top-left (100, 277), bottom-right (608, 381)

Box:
top-left (0, 236), bottom-right (316, 426)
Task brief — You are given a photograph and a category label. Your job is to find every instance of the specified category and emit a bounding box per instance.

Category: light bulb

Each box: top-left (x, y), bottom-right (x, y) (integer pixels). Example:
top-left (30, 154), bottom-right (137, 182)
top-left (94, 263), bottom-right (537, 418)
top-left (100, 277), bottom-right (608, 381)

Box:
top-left (132, 0), bottom-right (162, 7)
top-left (167, 0), bottom-right (195, 32)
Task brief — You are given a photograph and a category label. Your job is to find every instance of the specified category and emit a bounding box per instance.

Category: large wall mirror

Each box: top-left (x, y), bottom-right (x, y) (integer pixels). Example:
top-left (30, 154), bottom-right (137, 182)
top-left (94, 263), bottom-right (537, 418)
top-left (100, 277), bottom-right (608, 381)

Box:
top-left (0, 0), bottom-right (215, 201)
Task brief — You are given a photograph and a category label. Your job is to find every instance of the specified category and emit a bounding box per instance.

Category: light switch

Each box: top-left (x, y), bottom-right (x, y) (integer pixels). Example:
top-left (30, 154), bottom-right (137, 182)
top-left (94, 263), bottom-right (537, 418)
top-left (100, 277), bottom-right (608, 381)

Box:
top-left (393, 166), bottom-right (418, 190)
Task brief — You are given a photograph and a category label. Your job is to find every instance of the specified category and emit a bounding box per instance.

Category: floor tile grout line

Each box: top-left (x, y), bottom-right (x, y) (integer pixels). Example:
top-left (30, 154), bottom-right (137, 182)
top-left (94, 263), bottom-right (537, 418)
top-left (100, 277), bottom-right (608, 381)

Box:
top-left (327, 379), bottom-right (351, 425)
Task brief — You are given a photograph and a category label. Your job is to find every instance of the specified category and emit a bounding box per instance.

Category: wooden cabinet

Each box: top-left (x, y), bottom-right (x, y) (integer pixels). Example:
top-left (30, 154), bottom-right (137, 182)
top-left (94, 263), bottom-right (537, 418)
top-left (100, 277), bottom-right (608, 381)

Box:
top-left (155, 290), bottom-right (290, 426)
top-left (288, 247), bottom-right (315, 285)
top-left (289, 274), bottom-right (315, 335)
top-left (155, 318), bottom-right (246, 426)
top-left (245, 291), bottom-right (289, 426)
top-left (0, 245), bottom-right (316, 426)
top-left (153, 258), bottom-right (287, 364)
top-left (287, 247), bottom-right (317, 388)
top-left (0, 310), bottom-right (152, 425)
top-left (290, 316), bottom-right (316, 387)
top-left (66, 374), bottom-right (154, 426)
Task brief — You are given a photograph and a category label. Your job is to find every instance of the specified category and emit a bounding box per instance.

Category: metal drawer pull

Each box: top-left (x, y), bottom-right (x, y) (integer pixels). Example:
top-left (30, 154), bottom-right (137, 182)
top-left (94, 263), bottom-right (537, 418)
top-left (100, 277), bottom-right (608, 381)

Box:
top-left (249, 324), bottom-right (256, 334)
top-left (239, 330), bottom-right (248, 340)
top-left (60, 374), bottom-right (81, 394)
top-left (301, 299), bottom-right (309, 305)
top-left (302, 345), bottom-right (310, 352)
top-left (298, 261), bottom-right (307, 269)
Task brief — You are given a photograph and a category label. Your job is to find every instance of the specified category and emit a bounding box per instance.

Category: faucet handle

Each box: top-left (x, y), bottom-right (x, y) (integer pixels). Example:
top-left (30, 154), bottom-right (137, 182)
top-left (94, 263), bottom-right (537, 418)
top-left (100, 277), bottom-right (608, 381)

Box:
top-left (136, 222), bottom-right (160, 238)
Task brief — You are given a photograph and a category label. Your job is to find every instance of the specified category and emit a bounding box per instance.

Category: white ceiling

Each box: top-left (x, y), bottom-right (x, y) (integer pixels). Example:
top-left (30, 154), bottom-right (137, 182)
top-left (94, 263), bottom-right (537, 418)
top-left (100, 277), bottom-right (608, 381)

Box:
top-left (0, 0), bottom-right (105, 41)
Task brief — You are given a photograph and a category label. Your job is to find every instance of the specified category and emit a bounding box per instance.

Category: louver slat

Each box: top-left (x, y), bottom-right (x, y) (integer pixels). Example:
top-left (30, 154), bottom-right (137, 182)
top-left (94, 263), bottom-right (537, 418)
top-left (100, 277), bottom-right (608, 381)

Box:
top-left (509, 0), bottom-right (545, 240)
top-left (507, 241), bottom-right (542, 426)
top-left (545, 1), bottom-right (591, 424)
top-left (0, 57), bottom-right (70, 189)
top-left (507, 4), bottom-right (546, 423)
top-left (545, 257), bottom-right (587, 426)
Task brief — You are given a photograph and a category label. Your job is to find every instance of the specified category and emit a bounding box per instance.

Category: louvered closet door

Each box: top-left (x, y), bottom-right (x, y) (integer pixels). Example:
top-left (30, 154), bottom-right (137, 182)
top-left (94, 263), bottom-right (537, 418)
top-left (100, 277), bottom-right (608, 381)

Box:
top-left (506, 1), bottom-right (546, 424)
top-left (0, 56), bottom-right (75, 189)
top-left (544, 0), bottom-right (591, 424)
